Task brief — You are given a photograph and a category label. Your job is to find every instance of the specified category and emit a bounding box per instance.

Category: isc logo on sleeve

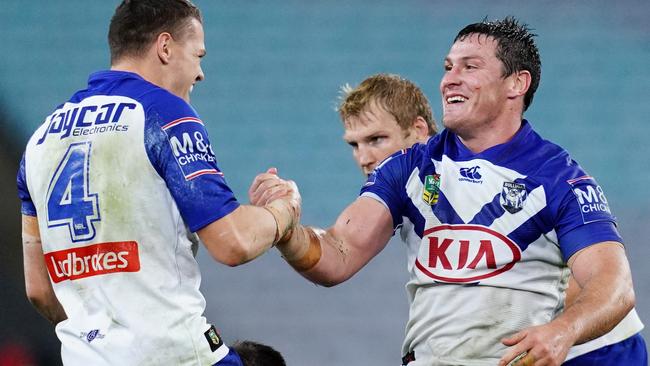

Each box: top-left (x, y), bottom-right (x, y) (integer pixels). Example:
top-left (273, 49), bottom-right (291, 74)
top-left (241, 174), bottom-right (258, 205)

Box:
top-left (162, 117), bottom-right (222, 180)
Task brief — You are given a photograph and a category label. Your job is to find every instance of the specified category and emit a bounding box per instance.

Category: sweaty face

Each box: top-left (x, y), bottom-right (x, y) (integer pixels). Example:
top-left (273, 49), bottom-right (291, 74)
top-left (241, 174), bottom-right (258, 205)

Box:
top-left (439, 34), bottom-right (511, 137)
top-left (168, 18), bottom-right (206, 102)
top-left (343, 100), bottom-right (422, 176)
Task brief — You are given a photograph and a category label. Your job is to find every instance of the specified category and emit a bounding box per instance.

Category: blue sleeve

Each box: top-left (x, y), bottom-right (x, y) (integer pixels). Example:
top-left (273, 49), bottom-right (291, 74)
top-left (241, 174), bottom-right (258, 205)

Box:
top-left (359, 150), bottom-right (410, 230)
top-left (552, 172), bottom-right (622, 260)
top-left (143, 91), bottom-right (239, 232)
top-left (17, 152), bottom-right (37, 216)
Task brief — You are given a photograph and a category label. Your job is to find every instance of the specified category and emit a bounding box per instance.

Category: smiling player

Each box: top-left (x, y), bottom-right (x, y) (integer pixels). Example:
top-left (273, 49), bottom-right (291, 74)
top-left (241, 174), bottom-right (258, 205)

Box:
top-left (251, 17), bottom-right (646, 365)
top-left (17, 1), bottom-right (298, 365)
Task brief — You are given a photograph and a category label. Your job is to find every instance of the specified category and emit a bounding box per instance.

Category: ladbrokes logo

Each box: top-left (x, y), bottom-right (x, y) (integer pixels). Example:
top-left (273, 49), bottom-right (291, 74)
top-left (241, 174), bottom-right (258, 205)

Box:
top-left (45, 241), bottom-right (140, 283)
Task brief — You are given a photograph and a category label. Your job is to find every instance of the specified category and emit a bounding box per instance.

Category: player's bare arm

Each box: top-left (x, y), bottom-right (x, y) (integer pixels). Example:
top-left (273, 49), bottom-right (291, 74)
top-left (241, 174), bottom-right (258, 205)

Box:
top-left (292, 197), bottom-right (393, 286)
top-left (22, 214), bottom-right (67, 325)
top-left (276, 196), bottom-right (393, 286)
top-left (249, 171), bottom-right (393, 284)
top-left (498, 241), bottom-right (635, 366)
top-left (199, 180), bottom-right (301, 267)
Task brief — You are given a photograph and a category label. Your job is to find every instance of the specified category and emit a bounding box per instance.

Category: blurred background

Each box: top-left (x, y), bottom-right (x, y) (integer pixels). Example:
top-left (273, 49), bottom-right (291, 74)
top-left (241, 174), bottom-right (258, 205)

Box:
top-left (1, 0), bottom-right (648, 365)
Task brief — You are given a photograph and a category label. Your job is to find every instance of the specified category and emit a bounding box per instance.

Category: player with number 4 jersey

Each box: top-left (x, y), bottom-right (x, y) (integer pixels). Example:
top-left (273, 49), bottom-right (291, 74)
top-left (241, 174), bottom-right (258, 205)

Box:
top-left (17, 1), bottom-right (299, 365)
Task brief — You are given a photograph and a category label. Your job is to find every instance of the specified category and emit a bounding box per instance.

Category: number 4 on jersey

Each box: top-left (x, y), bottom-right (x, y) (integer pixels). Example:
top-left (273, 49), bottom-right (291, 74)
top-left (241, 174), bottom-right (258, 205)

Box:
top-left (46, 142), bottom-right (100, 242)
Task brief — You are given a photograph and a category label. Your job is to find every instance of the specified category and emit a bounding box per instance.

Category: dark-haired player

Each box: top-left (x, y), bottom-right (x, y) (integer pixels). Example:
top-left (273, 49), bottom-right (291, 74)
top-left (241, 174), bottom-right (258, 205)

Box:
top-left (251, 17), bottom-right (646, 365)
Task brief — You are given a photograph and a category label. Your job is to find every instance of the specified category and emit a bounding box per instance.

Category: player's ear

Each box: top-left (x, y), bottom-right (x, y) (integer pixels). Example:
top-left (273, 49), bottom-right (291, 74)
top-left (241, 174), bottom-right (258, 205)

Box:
top-left (412, 116), bottom-right (430, 143)
top-left (156, 32), bottom-right (173, 65)
top-left (507, 70), bottom-right (531, 99)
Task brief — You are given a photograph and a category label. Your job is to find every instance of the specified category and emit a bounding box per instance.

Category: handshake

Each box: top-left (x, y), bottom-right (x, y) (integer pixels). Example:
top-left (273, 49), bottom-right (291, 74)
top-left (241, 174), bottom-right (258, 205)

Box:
top-left (248, 168), bottom-right (322, 272)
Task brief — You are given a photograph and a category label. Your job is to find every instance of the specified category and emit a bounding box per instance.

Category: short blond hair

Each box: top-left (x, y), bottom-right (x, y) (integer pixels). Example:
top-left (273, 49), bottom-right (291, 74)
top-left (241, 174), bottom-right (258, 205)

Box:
top-left (338, 74), bottom-right (436, 136)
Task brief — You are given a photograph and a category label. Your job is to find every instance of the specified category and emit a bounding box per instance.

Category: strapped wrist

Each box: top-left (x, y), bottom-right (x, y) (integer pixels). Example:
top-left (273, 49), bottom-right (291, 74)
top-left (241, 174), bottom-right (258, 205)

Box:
top-left (263, 199), bottom-right (296, 245)
top-left (279, 226), bottom-right (322, 272)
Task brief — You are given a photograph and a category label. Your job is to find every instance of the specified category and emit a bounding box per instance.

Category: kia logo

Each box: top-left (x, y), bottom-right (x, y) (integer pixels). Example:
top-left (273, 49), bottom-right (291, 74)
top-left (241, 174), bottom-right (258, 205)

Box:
top-left (415, 224), bottom-right (521, 283)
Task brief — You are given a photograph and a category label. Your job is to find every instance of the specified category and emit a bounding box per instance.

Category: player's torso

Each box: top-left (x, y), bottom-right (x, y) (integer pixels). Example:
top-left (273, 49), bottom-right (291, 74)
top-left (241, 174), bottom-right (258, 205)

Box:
top-left (23, 80), bottom-right (219, 364)
top-left (397, 135), bottom-right (569, 364)
top-left (404, 154), bottom-right (566, 292)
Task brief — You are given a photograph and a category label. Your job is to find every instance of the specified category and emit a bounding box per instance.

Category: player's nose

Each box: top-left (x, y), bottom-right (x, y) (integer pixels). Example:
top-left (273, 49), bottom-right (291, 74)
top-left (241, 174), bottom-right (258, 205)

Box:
top-left (357, 148), bottom-right (377, 174)
top-left (440, 65), bottom-right (461, 92)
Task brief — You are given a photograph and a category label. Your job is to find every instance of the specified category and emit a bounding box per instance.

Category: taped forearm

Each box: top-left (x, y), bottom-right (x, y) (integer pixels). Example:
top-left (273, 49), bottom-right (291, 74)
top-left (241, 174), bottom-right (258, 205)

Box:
top-left (263, 198), bottom-right (298, 245)
top-left (277, 226), bottom-right (322, 272)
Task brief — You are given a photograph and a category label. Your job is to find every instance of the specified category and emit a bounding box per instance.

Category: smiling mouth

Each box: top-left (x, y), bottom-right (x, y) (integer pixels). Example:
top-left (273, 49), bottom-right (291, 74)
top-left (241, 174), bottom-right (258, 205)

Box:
top-left (446, 96), bottom-right (466, 104)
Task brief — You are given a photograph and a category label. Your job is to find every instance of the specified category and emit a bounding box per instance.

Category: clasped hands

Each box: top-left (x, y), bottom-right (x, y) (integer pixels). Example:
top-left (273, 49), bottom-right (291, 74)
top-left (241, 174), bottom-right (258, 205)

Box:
top-left (248, 167), bottom-right (302, 244)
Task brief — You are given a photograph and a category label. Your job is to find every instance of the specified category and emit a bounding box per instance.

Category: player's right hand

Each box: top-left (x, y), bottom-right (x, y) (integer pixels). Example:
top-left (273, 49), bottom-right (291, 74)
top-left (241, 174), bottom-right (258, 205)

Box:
top-left (249, 167), bottom-right (302, 242)
top-left (498, 320), bottom-right (573, 366)
top-left (249, 167), bottom-right (286, 206)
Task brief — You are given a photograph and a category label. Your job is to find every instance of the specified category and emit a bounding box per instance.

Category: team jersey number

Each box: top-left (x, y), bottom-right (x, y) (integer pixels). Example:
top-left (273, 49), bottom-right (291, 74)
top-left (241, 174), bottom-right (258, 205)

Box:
top-left (46, 142), bottom-right (100, 242)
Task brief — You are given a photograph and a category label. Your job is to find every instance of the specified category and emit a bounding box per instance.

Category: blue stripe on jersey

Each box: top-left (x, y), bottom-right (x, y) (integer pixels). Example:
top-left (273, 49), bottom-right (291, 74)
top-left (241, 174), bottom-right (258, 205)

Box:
top-left (467, 192), bottom-right (505, 227)
top-left (431, 193), bottom-right (465, 226)
top-left (403, 198), bottom-right (425, 239)
top-left (505, 212), bottom-right (554, 251)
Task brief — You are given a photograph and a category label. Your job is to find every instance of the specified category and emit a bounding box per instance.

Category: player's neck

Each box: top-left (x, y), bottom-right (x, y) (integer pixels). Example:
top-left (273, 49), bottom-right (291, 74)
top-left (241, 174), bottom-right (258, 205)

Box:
top-left (457, 117), bottom-right (523, 154)
top-left (111, 56), bottom-right (164, 89)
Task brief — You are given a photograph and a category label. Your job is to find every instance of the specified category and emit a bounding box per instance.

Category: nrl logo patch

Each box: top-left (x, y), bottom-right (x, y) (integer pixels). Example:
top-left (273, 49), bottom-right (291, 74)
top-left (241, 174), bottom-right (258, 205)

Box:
top-left (423, 174), bottom-right (441, 205)
top-left (500, 181), bottom-right (527, 214)
top-left (204, 325), bottom-right (224, 352)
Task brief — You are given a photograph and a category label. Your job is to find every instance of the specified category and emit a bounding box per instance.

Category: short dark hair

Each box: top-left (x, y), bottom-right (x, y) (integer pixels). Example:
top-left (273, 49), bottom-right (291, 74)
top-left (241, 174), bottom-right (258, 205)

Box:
top-left (108, 0), bottom-right (202, 63)
top-left (232, 341), bottom-right (286, 366)
top-left (455, 16), bottom-right (541, 111)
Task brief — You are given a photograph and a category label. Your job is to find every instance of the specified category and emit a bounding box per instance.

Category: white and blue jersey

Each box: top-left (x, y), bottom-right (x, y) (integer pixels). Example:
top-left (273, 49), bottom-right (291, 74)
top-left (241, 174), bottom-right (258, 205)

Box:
top-left (17, 70), bottom-right (238, 365)
top-left (361, 121), bottom-right (643, 365)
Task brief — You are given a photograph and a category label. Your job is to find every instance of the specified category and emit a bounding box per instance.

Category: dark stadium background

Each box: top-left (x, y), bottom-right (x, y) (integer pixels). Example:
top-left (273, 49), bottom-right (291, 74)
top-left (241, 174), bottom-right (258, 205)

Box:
top-left (1, 1), bottom-right (648, 364)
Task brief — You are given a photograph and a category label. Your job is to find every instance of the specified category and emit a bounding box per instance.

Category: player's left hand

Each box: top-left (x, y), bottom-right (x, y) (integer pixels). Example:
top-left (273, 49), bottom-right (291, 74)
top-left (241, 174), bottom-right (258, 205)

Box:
top-left (498, 321), bottom-right (574, 366)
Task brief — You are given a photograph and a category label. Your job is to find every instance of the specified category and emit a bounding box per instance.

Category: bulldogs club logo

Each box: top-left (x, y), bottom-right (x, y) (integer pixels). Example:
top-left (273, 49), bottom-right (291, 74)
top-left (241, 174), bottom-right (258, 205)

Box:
top-left (500, 181), bottom-right (527, 214)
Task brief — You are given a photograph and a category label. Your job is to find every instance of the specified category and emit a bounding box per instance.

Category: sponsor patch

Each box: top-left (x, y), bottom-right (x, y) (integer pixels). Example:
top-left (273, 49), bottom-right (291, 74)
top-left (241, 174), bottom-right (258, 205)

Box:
top-left (44, 241), bottom-right (140, 283)
top-left (500, 181), bottom-right (527, 214)
top-left (567, 175), bottom-right (613, 223)
top-left (423, 174), bottom-right (441, 205)
top-left (36, 99), bottom-right (134, 145)
top-left (415, 224), bottom-right (521, 283)
top-left (204, 325), bottom-right (224, 352)
top-left (162, 117), bottom-right (223, 180)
